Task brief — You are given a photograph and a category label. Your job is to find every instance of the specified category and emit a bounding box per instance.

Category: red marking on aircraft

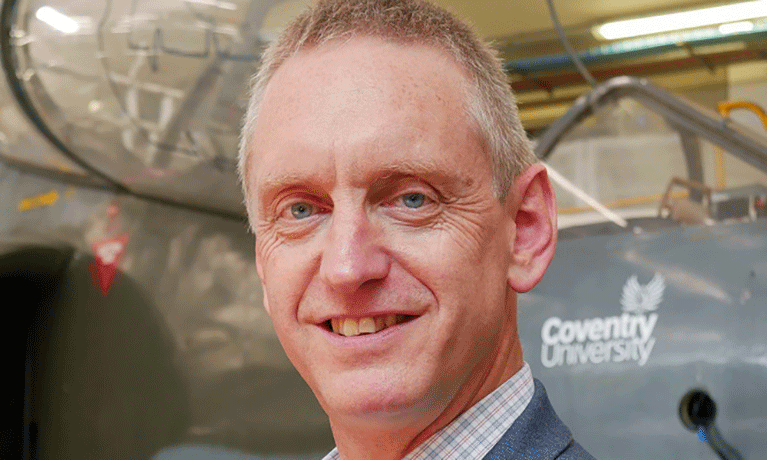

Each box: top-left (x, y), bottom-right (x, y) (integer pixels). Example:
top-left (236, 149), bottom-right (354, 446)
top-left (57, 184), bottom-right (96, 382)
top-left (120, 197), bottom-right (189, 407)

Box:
top-left (92, 233), bottom-right (130, 294)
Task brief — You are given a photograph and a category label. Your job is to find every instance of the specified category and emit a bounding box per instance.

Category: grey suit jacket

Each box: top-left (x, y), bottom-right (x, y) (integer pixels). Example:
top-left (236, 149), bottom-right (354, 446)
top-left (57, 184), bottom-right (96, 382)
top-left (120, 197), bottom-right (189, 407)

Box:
top-left (482, 379), bottom-right (595, 460)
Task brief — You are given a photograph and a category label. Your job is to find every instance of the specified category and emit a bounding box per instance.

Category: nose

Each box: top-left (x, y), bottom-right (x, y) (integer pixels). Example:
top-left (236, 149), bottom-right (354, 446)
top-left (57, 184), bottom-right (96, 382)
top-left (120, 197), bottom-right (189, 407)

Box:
top-left (319, 208), bottom-right (390, 294)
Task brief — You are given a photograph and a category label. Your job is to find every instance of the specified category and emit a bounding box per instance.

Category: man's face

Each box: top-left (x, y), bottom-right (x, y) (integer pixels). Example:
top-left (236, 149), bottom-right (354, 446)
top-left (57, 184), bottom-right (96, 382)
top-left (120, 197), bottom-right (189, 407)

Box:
top-left (246, 38), bottom-right (518, 429)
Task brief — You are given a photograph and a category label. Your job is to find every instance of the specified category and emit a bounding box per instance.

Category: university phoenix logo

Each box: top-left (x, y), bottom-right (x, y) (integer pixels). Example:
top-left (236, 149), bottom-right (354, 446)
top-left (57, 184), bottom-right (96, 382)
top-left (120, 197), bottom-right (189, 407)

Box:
top-left (620, 273), bottom-right (665, 314)
top-left (541, 273), bottom-right (664, 368)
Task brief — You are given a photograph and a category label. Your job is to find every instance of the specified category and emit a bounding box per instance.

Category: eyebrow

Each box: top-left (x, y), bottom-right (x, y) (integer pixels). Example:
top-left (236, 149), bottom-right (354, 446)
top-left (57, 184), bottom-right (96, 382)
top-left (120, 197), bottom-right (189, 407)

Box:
top-left (255, 171), bottom-right (332, 208)
top-left (367, 162), bottom-right (464, 190)
top-left (258, 172), bottom-right (318, 196)
top-left (256, 158), bottom-right (469, 206)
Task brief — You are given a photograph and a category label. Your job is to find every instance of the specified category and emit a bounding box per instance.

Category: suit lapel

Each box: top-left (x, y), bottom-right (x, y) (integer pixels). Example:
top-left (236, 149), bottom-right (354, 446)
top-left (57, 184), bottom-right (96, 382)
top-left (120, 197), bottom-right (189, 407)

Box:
top-left (482, 379), bottom-right (575, 459)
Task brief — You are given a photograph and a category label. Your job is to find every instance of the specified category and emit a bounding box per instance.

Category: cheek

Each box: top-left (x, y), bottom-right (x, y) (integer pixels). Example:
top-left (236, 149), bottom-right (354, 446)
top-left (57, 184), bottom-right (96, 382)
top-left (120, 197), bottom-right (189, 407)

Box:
top-left (259, 242), bottom-right (321, 317)
top-left (403, 226), bottom-right (510, 326)
top-left (254, 224), bottom-right (281, 267)
top-left (389, 235), bottom-right (508, 328)
top-left (391, 219), bottom-right (508, 283)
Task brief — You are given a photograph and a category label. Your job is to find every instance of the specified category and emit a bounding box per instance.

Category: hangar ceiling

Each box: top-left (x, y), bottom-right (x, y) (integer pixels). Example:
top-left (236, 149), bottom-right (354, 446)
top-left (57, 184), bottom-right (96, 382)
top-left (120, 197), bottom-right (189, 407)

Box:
top-left (2, 0), bottom-right (765, 215)
top-left (260, 0), bottom-right (767, 130)
top-left (437, 0), bottom-right (767, 130)
top-left (433, 0), bottom-right (717, 40)
top-left (261, 0), bottom-right (731, 43)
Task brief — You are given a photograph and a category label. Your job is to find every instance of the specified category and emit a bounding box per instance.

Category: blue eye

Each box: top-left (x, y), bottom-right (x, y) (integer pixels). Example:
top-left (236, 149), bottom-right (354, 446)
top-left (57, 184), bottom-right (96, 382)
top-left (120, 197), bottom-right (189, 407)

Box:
top-left (402, 192), bottom-right (425, 208)
top-left (290, 202), bottom-right (314, 219)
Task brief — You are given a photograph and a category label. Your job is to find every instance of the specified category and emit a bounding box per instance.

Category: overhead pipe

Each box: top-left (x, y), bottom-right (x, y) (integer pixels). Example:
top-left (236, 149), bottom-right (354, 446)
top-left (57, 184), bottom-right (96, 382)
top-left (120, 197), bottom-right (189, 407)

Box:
top-left (504, 23), bottom-right (767, 76)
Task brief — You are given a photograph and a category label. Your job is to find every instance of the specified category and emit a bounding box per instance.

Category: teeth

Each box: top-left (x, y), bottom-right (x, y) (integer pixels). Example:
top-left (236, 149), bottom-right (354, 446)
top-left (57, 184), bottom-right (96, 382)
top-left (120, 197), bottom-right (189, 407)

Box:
top-left (358, 317), bottom-right (375, 334)
top-left (330, 314), bottom-right (407, 337)
top-left (342, 318), bottom-right (359, 337)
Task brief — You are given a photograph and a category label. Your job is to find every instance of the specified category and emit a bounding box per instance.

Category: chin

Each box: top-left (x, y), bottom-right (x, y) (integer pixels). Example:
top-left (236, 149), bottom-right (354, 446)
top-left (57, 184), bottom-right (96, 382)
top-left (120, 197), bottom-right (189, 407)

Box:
top-left (318, 369), bottom-right (444, 424)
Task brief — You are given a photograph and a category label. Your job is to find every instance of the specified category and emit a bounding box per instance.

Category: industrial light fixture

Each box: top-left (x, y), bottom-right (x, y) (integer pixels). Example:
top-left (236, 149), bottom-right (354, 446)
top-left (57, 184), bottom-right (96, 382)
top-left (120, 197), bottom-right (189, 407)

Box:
top-left (184, 0), bottom-right (237, 10)
top-left (35, 6), bottom-right (80, 34)
top-left (718, 20), bottom-right (756, 34)
top-left (594, 0), bottom-right (767, 40)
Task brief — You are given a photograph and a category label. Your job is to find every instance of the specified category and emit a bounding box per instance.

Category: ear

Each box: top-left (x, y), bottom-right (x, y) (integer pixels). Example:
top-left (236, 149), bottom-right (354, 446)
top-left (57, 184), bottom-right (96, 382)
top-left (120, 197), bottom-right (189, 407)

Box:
top-left (505, 163), bottom-right (557, 293)
top-left (255, 248), bottom-right (272, 316)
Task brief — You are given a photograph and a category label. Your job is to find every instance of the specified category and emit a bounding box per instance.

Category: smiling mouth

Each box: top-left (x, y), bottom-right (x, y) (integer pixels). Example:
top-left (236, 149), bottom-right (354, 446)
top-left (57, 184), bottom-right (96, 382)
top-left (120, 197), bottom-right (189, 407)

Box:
top-left (324, 315), bottom-right (417, 337)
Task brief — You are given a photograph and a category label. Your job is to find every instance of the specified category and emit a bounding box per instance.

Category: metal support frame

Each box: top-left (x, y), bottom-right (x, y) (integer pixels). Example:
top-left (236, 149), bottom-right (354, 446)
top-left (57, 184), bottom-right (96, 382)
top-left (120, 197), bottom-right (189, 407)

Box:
top-left (535, 77), bottom-right (767, 180)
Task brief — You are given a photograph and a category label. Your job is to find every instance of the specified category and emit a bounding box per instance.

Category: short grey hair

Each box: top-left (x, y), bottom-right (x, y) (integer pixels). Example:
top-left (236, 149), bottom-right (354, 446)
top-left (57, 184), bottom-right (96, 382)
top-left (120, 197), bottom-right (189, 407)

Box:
top-left (238, 0), bottom-right (535, 203)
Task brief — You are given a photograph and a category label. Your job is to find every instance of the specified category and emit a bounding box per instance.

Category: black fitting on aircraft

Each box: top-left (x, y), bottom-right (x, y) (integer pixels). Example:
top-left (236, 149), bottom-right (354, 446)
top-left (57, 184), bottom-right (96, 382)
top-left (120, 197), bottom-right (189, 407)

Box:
top-left (680, 389), bottom-right (717, 427)
top-left (679, 389), bottom-right (744, 460)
